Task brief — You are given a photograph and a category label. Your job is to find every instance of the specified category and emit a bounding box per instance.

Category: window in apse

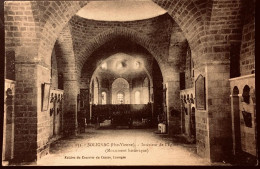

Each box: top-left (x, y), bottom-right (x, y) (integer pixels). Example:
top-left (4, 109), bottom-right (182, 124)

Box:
top-left (117, 92), bottom-right (124, 104)
top-left (101, 92), bottom-right (106, 104)
top-left (135, 91), bottom-right (141, 104)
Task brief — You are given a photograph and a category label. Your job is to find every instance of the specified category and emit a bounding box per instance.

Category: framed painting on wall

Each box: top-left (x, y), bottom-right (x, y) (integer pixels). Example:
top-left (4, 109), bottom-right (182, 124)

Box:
top-left (42, 83), bottom-right (51, 111)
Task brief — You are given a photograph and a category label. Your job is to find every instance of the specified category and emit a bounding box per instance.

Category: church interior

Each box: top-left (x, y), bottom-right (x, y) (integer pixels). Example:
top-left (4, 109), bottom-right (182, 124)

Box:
top-left (2, 0), bottom-right (256, 166)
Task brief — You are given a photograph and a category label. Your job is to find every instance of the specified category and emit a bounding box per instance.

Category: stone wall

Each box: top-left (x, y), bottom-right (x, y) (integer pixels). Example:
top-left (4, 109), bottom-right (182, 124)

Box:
top-left (196, 0), bottom-right (246, 162)
top-left (239, 0), bottom-right (255, 76)
top-left (69, 13), bottom-right (174, 74)
top-left (4, 2), bottom-right (40, 64)
top-left (4, 0), bottom-right (255, 163)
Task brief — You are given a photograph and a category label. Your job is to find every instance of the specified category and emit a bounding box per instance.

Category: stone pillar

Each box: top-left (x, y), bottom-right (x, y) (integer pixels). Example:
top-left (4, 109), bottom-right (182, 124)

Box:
top-left (14, 64), bottom-right (37, 162)
top-left (129, 81), bottom-right (133, 104)
top-left (63, 72), bottom-right (78, 136)
top-left (193, 0), bottom-right (244, 161)
top-left (180, 99), bottom-right (185, 134)
top-left (163, 66), bottom-right (181, 136)
top-left (13, 62), bottom-right (52, 162)
top-left (230, 94), bottom-right (241, 155)
top-left (107, 82), bottom-right (111, 104)
top-left (206, 63), bottom-right (232, 162)
top-left (186, 102), bottom-right (192, 137)
top-left (98, 87), bottom-right (102, 105)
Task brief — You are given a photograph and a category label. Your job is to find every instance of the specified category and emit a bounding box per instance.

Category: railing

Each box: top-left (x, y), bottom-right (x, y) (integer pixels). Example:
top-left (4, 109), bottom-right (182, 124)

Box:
top-left (92, 104), bottom-right (152, 124)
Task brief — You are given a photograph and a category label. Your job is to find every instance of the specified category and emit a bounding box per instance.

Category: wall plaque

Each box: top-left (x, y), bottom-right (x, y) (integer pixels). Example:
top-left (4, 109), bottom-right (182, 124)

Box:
top-left (195, 74), bottom-right (206, 110)
top-left (42, 83), bottom-right (51, 111)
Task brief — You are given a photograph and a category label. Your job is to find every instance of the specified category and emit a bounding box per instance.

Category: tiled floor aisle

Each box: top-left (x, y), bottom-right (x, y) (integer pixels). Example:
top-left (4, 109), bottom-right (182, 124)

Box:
top-left (36, 127), bottom-right (214, 166)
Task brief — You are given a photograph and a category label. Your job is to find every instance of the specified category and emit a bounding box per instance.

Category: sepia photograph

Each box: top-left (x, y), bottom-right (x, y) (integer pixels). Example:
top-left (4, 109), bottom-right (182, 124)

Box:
top-left (2, 0), bottom-right (257, 166)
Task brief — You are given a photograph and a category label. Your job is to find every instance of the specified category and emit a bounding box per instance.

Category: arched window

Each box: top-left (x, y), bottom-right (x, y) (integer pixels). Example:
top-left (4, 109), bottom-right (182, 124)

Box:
top-left (101, 62), bottom-right (107, 70)
top-left (233, 86), bottom-right (239, 96)
top-left (93, 77), bottom-right (99, 104)
top-left (135, 91), bottom-right (141, 104)
top-left (101, 92), bottom-right (107, 105)
top-left (112, 78), bottom-right (130, 104)
top-left (117, 92), bottom-right (124, 104)
top-left (242, 85), bottom-right (250, 104)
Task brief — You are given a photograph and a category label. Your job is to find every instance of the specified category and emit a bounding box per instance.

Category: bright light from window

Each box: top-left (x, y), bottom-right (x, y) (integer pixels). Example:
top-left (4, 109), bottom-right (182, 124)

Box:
top-left (116, 62), bottom-right (123, 69)
top-left (117, 92), bottom-right (124, 104)
top-left (134, 61), bottom-right (140, 69)
top-left (135, 91), bottom-right (141, 104)
top-left (101, 62), bottom-right (107, 70)
top-left (101, 91), bottom-right (107, 104)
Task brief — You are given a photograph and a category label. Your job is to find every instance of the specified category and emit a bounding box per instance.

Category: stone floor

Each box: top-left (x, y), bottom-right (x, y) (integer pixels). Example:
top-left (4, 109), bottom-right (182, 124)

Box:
top-left (14, 126), bottom-right (231, 166)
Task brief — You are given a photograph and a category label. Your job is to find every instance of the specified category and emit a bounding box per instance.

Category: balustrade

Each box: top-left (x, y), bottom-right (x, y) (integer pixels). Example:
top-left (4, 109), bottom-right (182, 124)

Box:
top-left (92, 104), bottom-right (152, 126)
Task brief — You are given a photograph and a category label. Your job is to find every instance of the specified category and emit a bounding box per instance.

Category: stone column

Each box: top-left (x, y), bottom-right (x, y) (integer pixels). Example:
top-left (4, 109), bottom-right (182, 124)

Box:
top-left (98, 87), bottom-right (102, 105)
top-left (206, 62), bottom-right (232, 162)
top-left (63, 72), bottom-right (78, 136)
top-left (129, 80), bottom-right (133, 104)
top-left (163, 65), bottom-right (181, 136)
top-left (14, 61), bottom-right (53, 162)
top-left (230, 93), bottom-right (241, 155)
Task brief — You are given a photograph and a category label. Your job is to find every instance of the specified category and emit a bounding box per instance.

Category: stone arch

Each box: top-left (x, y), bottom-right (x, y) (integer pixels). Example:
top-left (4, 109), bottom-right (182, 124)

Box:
top-left (112, 78), bottom-right (129, 89)
top-left (54, 25), bottom-right (78, 81)
top-left (77, 27), bottom-right (164, 74)
top-left (35, 1), bottom-right (88, 67)
top-left (153, 0), bottom-right (205, 53)
top-left (84, 50), bottom-right (154, 89)
top-left (34, 1), bottom-right (205, 70)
